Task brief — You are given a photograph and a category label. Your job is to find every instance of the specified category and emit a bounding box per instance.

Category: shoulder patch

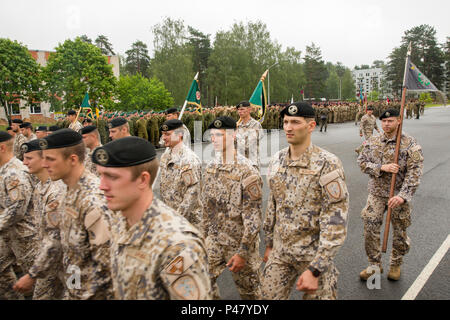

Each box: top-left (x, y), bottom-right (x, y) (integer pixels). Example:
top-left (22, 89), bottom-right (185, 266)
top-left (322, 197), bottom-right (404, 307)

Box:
top-left (166, 256), bottom-right (184, 275)
top-left (242, 175), bottom-right (262, 201)
top-left (181, 169), bottom-right (197, 187)
top-left (319, 169), bottom-right (341, 187)
top-left (171, 275), bottom-right (200, 300)
top-left (47, 211), bottom-right (60, 228)
top-left (84, 209), bottom-right (110, 246)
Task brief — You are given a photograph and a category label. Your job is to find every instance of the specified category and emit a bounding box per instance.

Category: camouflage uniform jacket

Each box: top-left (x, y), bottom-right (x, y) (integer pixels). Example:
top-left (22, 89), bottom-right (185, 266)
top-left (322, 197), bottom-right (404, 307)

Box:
top-left (106, 198), bottom-right (212, 300)
top-left (359, 114), bottom-right (379, 139)
top-left (0, 157), bottom-right (35, 267)
top-left (236, 117), bottom-right (262, 168)
top-left (25, 133), bottom-right (37, 142)
top-left (60, 169), bottom-right (113, 299)
top-left (13, 133), bottom-right (27, 160)
top-left (159, 143), bottom-right (202, 228)
top-left (28, 179), bottom-right (65, 279)
top-left (69, 121), bottom-right (83, 133)
top-left (202, 152), bottom-right (263, 260)
top-left (84, 145), bottom-right (102, 177)
top-left (319, 108), bottom-right (330, 119)
top-left (357, 132), bottom-right (424, 202)
top-left (263, 145), bottom-right (349, 273)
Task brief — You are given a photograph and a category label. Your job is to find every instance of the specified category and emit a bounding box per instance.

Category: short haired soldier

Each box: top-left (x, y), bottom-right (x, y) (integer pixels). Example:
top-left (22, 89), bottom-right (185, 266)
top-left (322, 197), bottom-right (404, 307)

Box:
top-left (358, 109), bottom-right (424, 281)
top-left (159, 120), bottom-right (203, 231)
top-left (35, 126), bottom-right (48, 139)
top-left (202, 116), bottom-right (263, 300)
top-left (81, 125), bottom-right (102, 176)
top-left (235, 101), bottom-right (263, 169)
top-left (108, 117), bottom-right (131, 141)
top-left (40, 129), bottom-right (113, 299)
top-left (93, 137), bottom-right (213, 299)
top-left (11, 119), bottom-right (27, 160)
top-left (67, 110), bottom-right (83, 132)
top-left (13, 140), bottom-right (65, 299)
top-left (159, 108), bottom-right (191, 147)
top-left (0, 132), bottom-right (35, 300)
top-left (355, 106), bottom-right (380, 154)
top-left (261, 102), bottom-right (349, 300)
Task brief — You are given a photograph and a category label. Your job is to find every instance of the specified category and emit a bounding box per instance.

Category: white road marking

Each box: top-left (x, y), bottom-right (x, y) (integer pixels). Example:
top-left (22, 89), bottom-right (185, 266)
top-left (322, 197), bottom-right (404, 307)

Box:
top-left (402, 234), bottom-right (450, 300)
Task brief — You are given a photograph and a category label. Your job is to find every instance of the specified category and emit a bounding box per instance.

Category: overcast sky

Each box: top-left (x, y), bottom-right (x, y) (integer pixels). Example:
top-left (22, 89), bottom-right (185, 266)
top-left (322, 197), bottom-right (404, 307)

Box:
top-left (1, 0), bottom-right (449, 68)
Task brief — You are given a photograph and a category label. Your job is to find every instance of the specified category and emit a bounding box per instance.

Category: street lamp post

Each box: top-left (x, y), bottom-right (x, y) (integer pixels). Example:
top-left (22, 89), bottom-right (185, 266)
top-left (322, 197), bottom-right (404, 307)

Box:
top-left (267, 62), bottom-right (279, 105)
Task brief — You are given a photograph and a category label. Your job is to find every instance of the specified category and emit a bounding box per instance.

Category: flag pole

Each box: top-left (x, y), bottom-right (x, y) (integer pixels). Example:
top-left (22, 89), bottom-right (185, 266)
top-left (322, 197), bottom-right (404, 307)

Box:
top-left (179, 72), bottom-right (199, 120)
top-left (382, 42), bottom-right (411, 253)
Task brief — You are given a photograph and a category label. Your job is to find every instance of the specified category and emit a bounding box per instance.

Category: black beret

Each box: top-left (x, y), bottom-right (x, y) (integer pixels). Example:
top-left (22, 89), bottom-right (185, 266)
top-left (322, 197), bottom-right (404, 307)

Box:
top-left (92, 136), bottom-right (156, 167)
top-left (36, 126), bottom-right (48, 132)
top-left (20, 122), bottom-right (32, 129)
top-left (39, 128), bottom-right (83, 150)
top-left (12, 119), bottom-right (23, 124)
top-left (21, 139), bottom-right (41, 154)
top-left (48, 125), bottom-right (60, 132)
top-left (0, 131), bottom-right (13, 142)
top-left (80, 125), bottom-right (97, 135)
top-left (367, 106), bottom-right (374, 111)
top-left (236, 101), bottom-right (251, 109)
top-left (379, 109), bottom-right (400, 120)
top-left (108, 117), bottom-right (127, 129)
top-left (280, 102), bottom-right (316, 118)
top-left (165, 107), bottom-right (179, 114)
top-left (208, 116), bottom-right (237, 130)
top-left (161, 119), bottom-right (183, 132)
top-left (6, 127), bottom-right (12, 131)
top-left (67, 110), bottom-right (77, 116)
top-left (83, 118), bottom-right (93, 124)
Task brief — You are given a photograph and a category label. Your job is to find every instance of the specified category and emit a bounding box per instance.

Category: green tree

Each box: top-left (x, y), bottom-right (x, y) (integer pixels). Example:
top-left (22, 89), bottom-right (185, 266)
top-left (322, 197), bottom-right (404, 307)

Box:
top-left (95, 35), bottom-right (115, 55)
top-left (0, 38), bottom-right (42, 123)
top-left (187, 26), bottom-right (212, 105)
top-left (368, 90), bottom-right (379, 101)
top-left (387, 25), bottom-right (445, 96)
top-left (303, 43), bottom-right (328, 99)
top-left (42, 37), bottom-right (117, 111)
top-left (79, 34), bottom-right (93, 44)
top-left (125, 40), bottom-right (151, 77)
top-left (341, 68), bottom-right (356, 100)
top-left (150, 18), bottom-right (194, 106)
top-left (116, 74), bottom-right (173, 111)
top-left (372, 60), bottom-right (385, 68)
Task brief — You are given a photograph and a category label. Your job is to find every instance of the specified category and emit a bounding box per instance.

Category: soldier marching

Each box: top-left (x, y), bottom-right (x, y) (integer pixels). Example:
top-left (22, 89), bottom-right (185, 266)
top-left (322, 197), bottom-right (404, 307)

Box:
top-left (0, 99), bottom-right (425, 301)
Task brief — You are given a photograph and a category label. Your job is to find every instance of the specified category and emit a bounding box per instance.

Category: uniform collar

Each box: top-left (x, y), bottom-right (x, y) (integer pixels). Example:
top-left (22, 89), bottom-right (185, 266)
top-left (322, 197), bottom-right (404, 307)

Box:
top-left (116, 198), bottom-right (162, 246)
top-left (284, 144), bottom-right (313, 168)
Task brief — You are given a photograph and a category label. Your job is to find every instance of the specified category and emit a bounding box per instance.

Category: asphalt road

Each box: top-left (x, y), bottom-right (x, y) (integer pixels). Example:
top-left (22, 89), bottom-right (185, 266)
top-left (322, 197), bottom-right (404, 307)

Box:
top-left (154, 106), bottom-right (450, 300)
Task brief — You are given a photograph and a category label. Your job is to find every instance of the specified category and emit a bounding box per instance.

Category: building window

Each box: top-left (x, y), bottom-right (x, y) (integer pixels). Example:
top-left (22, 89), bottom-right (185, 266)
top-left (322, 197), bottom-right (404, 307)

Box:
top-left (11, 103), bottom-right (20, 115)
top-left (30, 103), bottom-right (42, 114)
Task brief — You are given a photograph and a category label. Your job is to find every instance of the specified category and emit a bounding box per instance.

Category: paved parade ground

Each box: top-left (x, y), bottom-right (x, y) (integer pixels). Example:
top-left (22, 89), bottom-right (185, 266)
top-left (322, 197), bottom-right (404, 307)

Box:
top-left (155, 105), bottom-right (450, 300)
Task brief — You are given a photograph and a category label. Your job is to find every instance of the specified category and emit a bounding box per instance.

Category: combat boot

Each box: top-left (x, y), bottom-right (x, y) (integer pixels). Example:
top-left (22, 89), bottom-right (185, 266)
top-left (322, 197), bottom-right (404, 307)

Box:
top-left (387, 266), bottom-right (401, 281)
top-left (360, 266), bottom-right (383, 281)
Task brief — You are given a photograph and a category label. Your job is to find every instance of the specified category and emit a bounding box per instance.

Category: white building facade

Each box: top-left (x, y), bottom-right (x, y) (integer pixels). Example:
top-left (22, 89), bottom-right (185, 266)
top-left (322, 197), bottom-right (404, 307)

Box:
top-left (352, 67), bottom-right (383, 97)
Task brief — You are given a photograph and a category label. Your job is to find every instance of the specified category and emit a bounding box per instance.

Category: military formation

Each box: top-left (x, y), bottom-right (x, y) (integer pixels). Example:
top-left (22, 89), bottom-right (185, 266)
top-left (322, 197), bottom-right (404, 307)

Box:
top-left (0, 99), bottom-right (424, 300)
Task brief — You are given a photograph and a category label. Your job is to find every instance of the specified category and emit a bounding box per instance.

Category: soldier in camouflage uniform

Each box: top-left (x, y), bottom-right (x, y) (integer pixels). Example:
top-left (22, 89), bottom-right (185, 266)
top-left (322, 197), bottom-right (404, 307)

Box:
top-left (136, 114), bottom-right (148, 140)
top-left (405, 100), bottom-right (413, 120)
top-left (108, 117), bottom-right (131, 141)
top-left (159, 108), bottom-right (191, 148)
top-left (413, 100), bottom-right (421, 120)
top-left (13, 140), bottom-right (65, 299)
top-left (20, 122), bottom-right (37, 142)
top-left (420, 100), bottom-right (425, 116)
top-left (67, 110), bottom-right (83, 132)
top-left (319, 104), bottom-right (330, 132)
top-left (235, 101), bottom-right (263, 169)
top-left (358, 109), bottom-right (424, 281)
top-left (81, 126), bottom-right (102, 177)
top-left (202, 116), bottom-right (263, 300)
top-left (261, 103), bottom-right (348, 300)
top-left (93, 136), bottom-right (213, 299)
top-left (0, 132), bottom-right (35, 299)
top-left (159, 120), bottom-right (203, 231)
top-left (12, 119), bottom-right (27, 161)
top-left (355, 106), bottom-right (380, 154)
top-left (39, 129), bottom-right (113, 299)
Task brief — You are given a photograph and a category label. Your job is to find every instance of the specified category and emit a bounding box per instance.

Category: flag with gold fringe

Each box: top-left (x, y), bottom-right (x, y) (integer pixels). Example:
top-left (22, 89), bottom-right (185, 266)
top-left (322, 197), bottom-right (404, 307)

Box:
top-left (249, 70), bottom-right (268, 123)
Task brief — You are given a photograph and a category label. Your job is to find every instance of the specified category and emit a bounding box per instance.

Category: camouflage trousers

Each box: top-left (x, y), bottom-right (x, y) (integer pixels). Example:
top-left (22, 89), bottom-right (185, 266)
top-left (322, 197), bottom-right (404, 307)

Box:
top-left (205, 237), bottom-right (261, 300)
top-left (260, 254), bottom-right (338, 300)
top-left (33, 274), bottom-right (65, 300)
top-left (319, 118), bottom-right (328, 132)
top-left (361, 194), bottom-right (411, 267)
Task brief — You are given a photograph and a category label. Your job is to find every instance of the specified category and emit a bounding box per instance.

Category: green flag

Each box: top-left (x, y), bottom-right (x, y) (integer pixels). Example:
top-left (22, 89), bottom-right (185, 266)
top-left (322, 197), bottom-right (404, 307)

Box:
top-left (405, 57), bottom-right (439, 92)
top-left (186, 78), bottom-right (202, 115)
top-left (249, 70), bottom-right (268, 123)
top-left (81, 93), bottom-right (91, 108)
